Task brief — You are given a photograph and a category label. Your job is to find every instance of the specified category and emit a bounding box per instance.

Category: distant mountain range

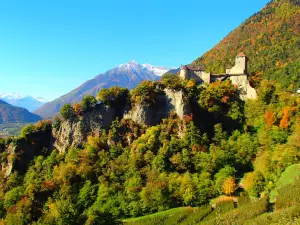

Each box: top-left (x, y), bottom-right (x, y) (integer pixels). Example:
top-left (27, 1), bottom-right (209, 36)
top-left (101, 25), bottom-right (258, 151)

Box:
top-left (35, 61), bottom-right (176, 118)
top-left (0, 100), bottom-right (42, 124)
top-left (0, 93), bottom-right (48, 112)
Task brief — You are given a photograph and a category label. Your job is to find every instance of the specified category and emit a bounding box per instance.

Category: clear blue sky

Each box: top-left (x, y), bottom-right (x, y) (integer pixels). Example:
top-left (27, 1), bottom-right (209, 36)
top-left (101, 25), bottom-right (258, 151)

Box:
top-left (0, 0), bottom-right (270, 100)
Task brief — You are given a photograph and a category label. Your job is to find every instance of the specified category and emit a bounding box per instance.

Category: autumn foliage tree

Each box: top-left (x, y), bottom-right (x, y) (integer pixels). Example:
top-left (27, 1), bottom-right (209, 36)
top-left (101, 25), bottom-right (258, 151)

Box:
top-left (222, 177), bottom-right (236, 196)
top-left (264, 110), bottom-right (275, 129)
top-left (279, 107), bottom-right (290, 129)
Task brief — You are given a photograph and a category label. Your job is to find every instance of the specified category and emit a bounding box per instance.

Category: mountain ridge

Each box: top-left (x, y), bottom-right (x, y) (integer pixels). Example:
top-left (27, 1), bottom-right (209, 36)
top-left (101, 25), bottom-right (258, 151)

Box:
top-left (0, 99), bottom-right (42, 124)
top-left (35, 61), bottom-right (174, 118)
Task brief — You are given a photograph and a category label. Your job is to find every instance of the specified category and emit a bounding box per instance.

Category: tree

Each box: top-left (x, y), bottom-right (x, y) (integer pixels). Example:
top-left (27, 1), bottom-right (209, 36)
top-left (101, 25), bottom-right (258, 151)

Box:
top-left (265, 110), bottom-right (275, 129)
top-left (73, 103), bottom-right (82, 116)
top-left (222, 177), bottom-right (236, 196)
top-left (80, 95), bottom-right (97, 111)
top-left (20, 124), bottom-right (36, 138)
top-left (258, 80), bottom-right (276, 104)
top-left (279, 107), bottom-right (290, 129)
top-left (243, 171), bottom-right (265, 197)
top-left (199, 80), bottom-right (238, 114)
top-left (60, 104), bottom-right (75, 120)
top-left (160, 73), bottom-right (183, 90)
top-left (214, 166), bottom-right (236, 194)
top-left (130, 81), bottom-right (156, 105)
top-left (97, 87), bottom-right (129, 107)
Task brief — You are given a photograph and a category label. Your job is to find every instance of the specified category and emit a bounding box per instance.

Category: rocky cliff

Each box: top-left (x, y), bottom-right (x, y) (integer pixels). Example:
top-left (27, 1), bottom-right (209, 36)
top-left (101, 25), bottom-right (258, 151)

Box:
top-left (0, 127), bottom-right (52, 177)
top-left (52, 104), bottom-right (120, 153)
top-left (123, 88), bottom-right (190, 125)
top-left (53, 88), bottom-right (191, 152)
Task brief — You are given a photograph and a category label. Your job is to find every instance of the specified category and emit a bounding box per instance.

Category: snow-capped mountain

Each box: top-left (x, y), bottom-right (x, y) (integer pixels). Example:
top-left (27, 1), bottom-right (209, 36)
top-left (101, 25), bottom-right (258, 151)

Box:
top-left (0, 93), bottom-right (48, 112)
top-left (35, 61), bottom-right (175, 118)
top-left (117, 61), bottom-right (173, 76)
top-left (142, 63), bottom-right (174, 76)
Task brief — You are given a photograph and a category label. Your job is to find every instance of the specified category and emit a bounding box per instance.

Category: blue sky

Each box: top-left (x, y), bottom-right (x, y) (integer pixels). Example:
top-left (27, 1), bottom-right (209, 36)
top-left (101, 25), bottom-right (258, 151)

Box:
top-left (0, 0), bottom-right (270, 100)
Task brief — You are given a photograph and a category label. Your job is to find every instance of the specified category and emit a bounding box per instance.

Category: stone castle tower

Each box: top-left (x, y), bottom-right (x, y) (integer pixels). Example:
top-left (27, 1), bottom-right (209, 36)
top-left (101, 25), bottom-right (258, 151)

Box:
top-left (226, 52), bottom-right (247, 75)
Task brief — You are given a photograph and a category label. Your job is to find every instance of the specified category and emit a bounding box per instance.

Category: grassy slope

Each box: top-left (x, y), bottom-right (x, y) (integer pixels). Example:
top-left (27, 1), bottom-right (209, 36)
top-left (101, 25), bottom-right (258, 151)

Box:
top-left (270, 164), bottom-right (300, 202)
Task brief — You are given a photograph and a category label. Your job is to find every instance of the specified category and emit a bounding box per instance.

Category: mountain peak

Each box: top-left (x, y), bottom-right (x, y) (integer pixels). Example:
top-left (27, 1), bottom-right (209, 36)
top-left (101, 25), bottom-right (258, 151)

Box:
top-left (128, 60), bottom-right (139, 65)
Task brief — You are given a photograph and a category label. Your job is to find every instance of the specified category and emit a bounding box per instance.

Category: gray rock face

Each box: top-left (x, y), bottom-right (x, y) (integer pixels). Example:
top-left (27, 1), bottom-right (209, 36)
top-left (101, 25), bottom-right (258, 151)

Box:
top-left (52, 104), bottom-right (117, 153)
top-left (124, 88), bottom-right (190, 125)
top-left (164, 88), bottom-right (190, 118)
top-left (0, 144), bottom-right (15, 177)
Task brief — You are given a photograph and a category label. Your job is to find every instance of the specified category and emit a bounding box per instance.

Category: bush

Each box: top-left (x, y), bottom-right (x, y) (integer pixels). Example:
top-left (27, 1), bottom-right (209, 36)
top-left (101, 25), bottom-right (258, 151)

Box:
top-left (60, 104), bottom-right (75, 120)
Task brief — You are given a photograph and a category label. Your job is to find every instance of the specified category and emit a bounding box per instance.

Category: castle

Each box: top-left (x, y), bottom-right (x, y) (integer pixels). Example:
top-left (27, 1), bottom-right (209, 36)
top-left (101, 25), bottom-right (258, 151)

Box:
top-left (180, 53), bottom-right (257, 100)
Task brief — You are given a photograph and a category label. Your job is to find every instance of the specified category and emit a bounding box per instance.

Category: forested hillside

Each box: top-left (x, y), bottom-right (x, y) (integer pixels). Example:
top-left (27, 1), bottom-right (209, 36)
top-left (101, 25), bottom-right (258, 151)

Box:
top-left (0, 1), bottom-right (299, 224)
top-left (0, 74), bottom-right (299, 224)
top-left (193, 0), bottom-right (300, 89)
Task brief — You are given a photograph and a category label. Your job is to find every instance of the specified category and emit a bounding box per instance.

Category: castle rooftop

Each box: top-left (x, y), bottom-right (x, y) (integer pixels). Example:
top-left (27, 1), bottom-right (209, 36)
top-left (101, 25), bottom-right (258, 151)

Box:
top-left (237, 52), bottom-right (246, 57)
top-left (182, 65), bottom-right (205, 71)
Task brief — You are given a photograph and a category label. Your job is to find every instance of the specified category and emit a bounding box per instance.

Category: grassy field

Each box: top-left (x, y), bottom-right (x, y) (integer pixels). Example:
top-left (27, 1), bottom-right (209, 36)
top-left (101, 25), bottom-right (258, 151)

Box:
top-left (123, 206), bottom-right (212, 225)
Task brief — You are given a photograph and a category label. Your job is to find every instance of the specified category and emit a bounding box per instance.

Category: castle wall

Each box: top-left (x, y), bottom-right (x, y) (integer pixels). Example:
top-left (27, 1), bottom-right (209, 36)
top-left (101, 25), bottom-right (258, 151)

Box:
top-left (184, 70), bottom-right (211, 84)
top-left (179, 69), bottom-right (188, 79)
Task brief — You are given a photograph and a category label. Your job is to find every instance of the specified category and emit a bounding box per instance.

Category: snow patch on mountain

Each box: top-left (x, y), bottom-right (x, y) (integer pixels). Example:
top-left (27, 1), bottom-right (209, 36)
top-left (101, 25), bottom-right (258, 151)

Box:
top-left (142, 64), bottom-right (173, 76)
top-left (117, 61), bottom-right (174, 76)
